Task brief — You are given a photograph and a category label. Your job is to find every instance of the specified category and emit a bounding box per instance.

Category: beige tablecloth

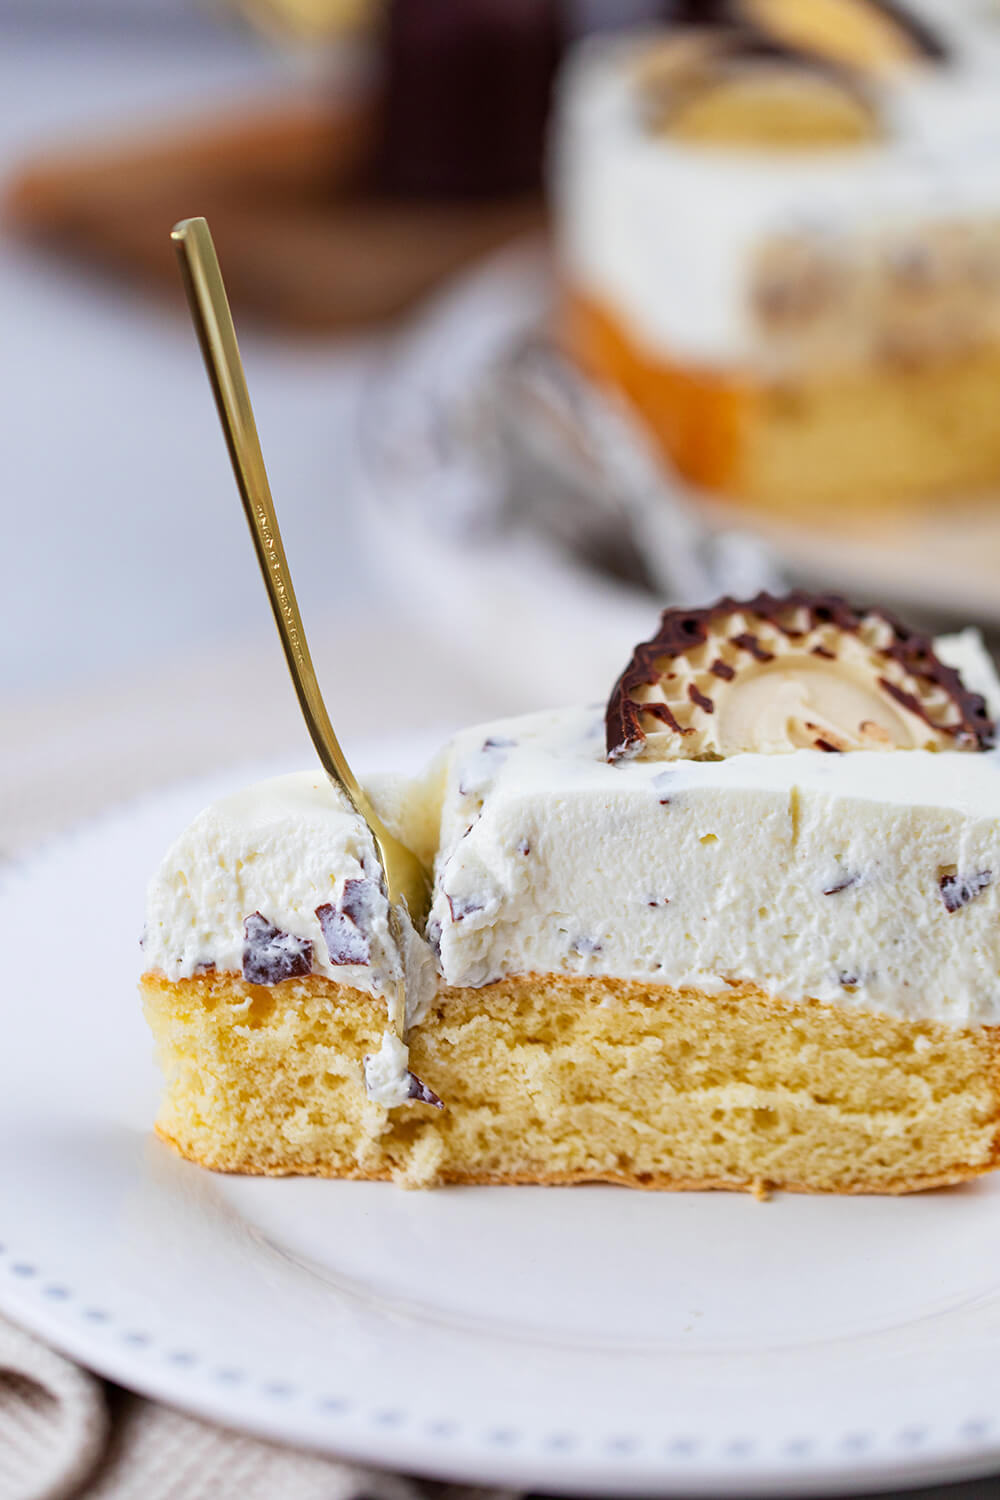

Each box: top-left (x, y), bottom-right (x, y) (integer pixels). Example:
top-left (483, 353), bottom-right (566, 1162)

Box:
top-left (0, 1312), bottom-right (514, 1500)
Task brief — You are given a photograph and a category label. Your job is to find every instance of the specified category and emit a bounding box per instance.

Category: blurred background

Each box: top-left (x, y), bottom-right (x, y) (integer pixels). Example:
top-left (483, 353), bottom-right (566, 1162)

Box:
top-left (5, 0), bottom-right (1000, 850)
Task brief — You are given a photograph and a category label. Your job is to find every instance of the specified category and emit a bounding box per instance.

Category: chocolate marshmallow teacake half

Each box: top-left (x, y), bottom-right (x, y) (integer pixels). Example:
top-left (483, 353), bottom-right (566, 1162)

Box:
top-left (605, 591), bottom-right (994, 762)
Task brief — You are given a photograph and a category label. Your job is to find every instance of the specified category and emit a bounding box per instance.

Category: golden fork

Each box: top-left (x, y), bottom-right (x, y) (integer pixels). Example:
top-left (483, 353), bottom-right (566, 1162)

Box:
top-left (171, 216), bottom-right (430, 1032)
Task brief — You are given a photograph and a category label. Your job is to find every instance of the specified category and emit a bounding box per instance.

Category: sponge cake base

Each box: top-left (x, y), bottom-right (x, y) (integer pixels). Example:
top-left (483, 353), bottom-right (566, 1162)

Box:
top-left (141, 969), bottom-right (1000, 1192)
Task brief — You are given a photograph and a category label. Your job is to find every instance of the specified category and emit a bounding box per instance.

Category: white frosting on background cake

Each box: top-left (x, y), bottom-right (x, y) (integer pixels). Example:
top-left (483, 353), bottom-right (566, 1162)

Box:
top-left (553, 19), bottom-right (1000, 368)
top-left (429, 631), bottom-right (1000, 1027)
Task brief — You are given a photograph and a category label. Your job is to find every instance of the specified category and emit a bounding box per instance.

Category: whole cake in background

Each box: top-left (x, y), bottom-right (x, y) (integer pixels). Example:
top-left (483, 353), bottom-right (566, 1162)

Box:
top-left (142, 592), bottom-right (1000, 1194)
top-left (553, 0), bottom-right (1000, 512)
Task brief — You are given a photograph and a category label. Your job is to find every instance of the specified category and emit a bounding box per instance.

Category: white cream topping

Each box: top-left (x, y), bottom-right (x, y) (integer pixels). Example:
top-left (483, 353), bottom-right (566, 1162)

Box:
top-left (363, 1033), bottom-right (416, 1109)
top-left (142, 768), bottom-right (440, 1103)
top-left (429, 631), bottom-right (1000, 1028)
top-left (144, 629), bottom-right (1000, 1035)
top-left (553, 19), bottom-right (1000, 366)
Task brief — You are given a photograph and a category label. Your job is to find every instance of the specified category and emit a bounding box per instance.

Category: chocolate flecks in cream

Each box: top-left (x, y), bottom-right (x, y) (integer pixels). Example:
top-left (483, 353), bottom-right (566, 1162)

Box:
top-left (939, 869), bottom-right (993, 914)
top-left (459, 740), bottom-right (512, 797)
top-left (408, 1073), bottom-right (444, 1109)
top-left (689, 683), bottom-right (715, 714)
top-left (242, 912), bottom-right (313, 985)
top-left (516, 839), bottom-right (531, 856)
top-left (571, 935), bottom-right (603, 956)
top-left (342, 878), bottom-right (377, 927)
top-left (446, 894), bottom-right (486, 924)
top-left (823, 872), bottom-right (859, 895)
top-left (315, 878), bottom-right (378, 967)
top-left (425, 916), bottom-right (443, 959)
top-left (710, 659), bottom-right (735, 680)
top-left (653, 770), bottom-right (676, 805)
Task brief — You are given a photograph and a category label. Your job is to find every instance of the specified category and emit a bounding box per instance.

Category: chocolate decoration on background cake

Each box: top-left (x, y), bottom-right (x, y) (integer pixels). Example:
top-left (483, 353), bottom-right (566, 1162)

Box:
top-left (639, 0), bottom-right (949, 146)
top-left (744, 0), bottom-right (948, 62)
top-left (870, 0), bottom-right (948, 58)
top-left (606, 592), bottom-right (994, 762)
top-left (636, 16), bottom-right (885, 145)
top-left (673, 0), bottom-right (946, 61)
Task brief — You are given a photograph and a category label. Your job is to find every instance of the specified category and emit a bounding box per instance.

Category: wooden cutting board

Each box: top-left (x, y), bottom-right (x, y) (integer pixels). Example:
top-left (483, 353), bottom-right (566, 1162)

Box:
top-left (3, 90), bottom-right (546, 331)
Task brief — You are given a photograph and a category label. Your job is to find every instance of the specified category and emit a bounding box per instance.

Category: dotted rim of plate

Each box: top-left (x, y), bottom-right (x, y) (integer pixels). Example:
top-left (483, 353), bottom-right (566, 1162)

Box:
top-left (3, 1240), bottom-right (999, 1484)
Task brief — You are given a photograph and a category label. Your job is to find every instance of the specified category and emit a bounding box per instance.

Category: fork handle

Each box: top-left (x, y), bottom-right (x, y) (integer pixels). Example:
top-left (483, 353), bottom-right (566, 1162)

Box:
top-left (171, 217), bottom-right (375, 826)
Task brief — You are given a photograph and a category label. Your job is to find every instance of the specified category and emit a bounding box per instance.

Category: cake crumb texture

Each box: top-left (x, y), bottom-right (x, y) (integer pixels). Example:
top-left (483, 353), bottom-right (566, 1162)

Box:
top-left (141, 971), bottom-right (1000, 1193)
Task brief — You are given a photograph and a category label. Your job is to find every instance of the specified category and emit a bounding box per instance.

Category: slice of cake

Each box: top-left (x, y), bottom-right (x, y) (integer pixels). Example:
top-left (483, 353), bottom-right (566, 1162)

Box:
top-left (142, 592), bottom-right (1000, 1192)
top-left (552, 0), bottom-right (1000, 512)
top-left (140, 766), bottom-right (444, 1180)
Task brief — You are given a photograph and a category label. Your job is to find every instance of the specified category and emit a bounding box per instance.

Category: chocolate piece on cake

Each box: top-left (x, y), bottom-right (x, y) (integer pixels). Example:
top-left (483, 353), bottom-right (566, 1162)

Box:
top-left (407, 1072), bottom-right (444, 1109)
top-left (739, 0), bottom-right (947, 66)
top-left (605, 591), bottom-right (994, 762)
top-left (637, 28), bottom-right (882, 147)
top-left (316, 885), bottom-right (374, 967)
top-left (672, 0), bottom-right (947, 65)
top-left (242, 913), bottom-right (313, 985)
top-left (939, 869), bottom-right (993, 914)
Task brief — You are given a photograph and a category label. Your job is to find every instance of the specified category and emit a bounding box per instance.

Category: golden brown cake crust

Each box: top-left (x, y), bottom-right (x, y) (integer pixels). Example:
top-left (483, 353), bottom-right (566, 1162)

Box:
top-left (142, 969), bottom-right (1000, 1194)
top-left (154, 1122), bottom-right (991, 1195)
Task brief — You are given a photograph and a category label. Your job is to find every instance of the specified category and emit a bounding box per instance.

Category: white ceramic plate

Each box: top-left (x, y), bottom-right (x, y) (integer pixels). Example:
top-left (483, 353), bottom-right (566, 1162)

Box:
top-left (4, 759), bottom-right (1000, 1497)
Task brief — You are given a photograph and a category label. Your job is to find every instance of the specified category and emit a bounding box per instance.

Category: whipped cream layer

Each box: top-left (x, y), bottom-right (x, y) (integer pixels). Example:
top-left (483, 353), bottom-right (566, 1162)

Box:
top-left (143, 767), bottom-right (441, 1031)
top-left (553, 18), bottom-right (1000, 368)
top-left (430, 632), bottom-right (1000, 1028)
